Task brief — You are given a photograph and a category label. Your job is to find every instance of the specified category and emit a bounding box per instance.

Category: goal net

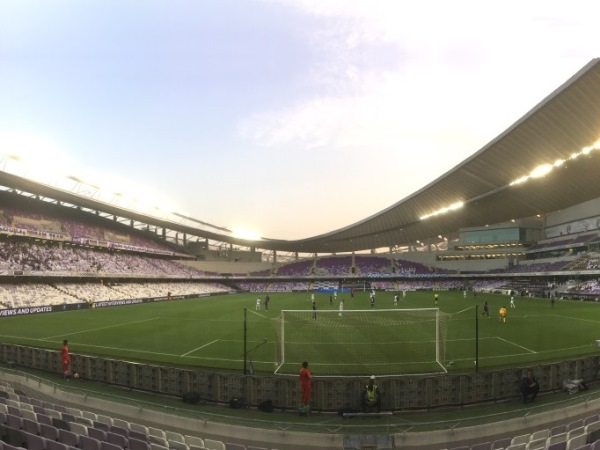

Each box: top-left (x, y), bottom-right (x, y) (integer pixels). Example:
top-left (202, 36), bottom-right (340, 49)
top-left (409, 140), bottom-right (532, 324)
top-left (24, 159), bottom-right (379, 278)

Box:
top-left (274, 308), bottom-right (449, 377)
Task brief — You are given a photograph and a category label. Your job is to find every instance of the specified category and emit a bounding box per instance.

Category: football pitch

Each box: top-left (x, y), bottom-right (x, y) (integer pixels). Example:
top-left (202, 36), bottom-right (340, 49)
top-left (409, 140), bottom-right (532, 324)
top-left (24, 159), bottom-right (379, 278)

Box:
top-left (0, 290), bottom-right (599, 376)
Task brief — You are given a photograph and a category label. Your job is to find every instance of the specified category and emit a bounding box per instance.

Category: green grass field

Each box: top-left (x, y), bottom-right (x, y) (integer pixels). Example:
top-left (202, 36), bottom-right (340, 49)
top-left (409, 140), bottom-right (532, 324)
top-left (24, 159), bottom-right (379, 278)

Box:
top-left (0, 290), bottom-right (599, 376)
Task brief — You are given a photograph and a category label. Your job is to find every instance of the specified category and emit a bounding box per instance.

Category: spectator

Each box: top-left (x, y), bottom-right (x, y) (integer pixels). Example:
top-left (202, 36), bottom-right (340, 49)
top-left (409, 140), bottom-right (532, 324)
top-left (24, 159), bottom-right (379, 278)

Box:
top-left (361, 375), bottom-right (381, 412)
top-left (519, 369), bottom-right (540, 402)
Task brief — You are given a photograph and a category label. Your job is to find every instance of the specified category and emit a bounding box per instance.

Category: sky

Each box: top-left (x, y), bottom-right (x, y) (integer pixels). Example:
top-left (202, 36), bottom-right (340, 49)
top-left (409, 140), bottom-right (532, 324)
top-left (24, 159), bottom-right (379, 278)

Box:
top-left (0, 0), bottom-right (599, 241)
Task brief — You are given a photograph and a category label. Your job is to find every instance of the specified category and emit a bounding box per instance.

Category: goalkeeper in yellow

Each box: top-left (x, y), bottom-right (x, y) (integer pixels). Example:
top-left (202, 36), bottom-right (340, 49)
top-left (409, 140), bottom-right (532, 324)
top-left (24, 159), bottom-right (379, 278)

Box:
top-left (499, 306), bottom-right (507, 324)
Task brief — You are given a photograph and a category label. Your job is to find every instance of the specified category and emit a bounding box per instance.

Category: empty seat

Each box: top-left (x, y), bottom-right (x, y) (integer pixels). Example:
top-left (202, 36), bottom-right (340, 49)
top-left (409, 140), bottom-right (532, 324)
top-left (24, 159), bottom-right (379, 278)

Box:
top-left (101, 441), bottom-right (123, 450)
top-left (224, 444), bottom-right (246, 450)
top-left (59, 429), bottom-right (80, 447)
top-left (129, 430), bottom-right (148, 442)
top-left (149, 444), bottom-right (169, 450)
top-left (79, 435), bottom-right (102, 450)
top-left (112, 419), bottom-right (130, 431)
top-left (75, 417), bottom-right (95, 427)
top-left (526, 438), bottom-right (547, 450)
top-left (20, 410), bottom-right (37, 422)
top-left (93, 422), bottom-right (110, 432)
top-left (46, 440), bottom-right (71, 450)
top-left (511, 434), bottom-right (531, 446)
top-left (82, 411), bottom-right (98, 422)
top-left (165, 431), bottom-right (185, 444)
top-left (148, 435), bottom-right (168, 447)
top-left (37, 414), bottom-right (53, 426)
top-left (65, 408), bottom-right (82, 418)
top-left (69, 422), bottom-right (88, 436)
top-left (24, 432), bottom-right (46, 450)
top-left (128, 438), bottom-right (151, 450)
top-left (566, 434), bottom-right (589, 450)
top-left (110, 425), bottom-right (129, 438)
top-left (185, 436), bottom-right (205, 449)
top-left (95, 415), bottom-right (113, 427)
top-left (22, 418), bottom-right (40, 435)
top-left (6, 414), bottom-right (23, 430)
top-left (568, 420), bottom-right (585, 432)
top-left (148, 427), bottom-right (166, 440)
top-left (129, 423), bottom-right (148, 436)
top-left (87, 427), bottom-right (107, 442)
top-left (106, 431), bottom-right (128, 449)
top-left (168, 441), bottom-right (189, 450)
top-left (40, 423), bottom-right (60, 441)
top-left (204, 439), bottom-right (226, 450)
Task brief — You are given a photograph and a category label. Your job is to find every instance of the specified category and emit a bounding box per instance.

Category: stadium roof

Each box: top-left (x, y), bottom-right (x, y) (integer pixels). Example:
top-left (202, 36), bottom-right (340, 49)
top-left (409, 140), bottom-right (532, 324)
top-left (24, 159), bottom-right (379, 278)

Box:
top-left (2, 58), bottom-right (600, 255)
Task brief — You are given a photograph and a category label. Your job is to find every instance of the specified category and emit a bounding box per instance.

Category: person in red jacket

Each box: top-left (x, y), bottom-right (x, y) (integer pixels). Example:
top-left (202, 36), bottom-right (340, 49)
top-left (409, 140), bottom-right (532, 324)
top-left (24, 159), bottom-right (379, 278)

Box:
top-left (299, 361), bottom-right (312, 407)
top-left (61, 339), bottom-right (71, 379)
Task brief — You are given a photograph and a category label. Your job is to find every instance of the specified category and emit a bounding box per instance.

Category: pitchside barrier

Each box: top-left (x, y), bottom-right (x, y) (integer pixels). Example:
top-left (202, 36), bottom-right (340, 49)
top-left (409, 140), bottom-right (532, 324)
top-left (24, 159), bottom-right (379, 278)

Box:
top-left (0, 343), bottom-right (598, 412)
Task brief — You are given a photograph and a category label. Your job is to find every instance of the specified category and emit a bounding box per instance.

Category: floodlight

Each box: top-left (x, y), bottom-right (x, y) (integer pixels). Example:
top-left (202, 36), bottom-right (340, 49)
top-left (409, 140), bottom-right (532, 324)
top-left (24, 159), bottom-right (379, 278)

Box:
top-left (529, 163), bottom-right (552, 178)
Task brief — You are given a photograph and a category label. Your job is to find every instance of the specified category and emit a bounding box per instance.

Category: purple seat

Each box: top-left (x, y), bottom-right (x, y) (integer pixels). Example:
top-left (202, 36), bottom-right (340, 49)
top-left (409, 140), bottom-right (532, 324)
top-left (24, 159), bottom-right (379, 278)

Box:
top-left (129, 430), bottom-right (147, 442)
top-left (110, 426), bottom-right (129, 438)
top-left (59, 429), bottom-right (80, 447)
top-left (22, 418), bottom-right (40, 435)
top-left (93, 422), bottom-right (110, 432)
top-left (491, 438), bottom-right (511, 450)
top-left (6, 407), bottom-right (20, 417)
top-left (106, 431), bottom-right (128, 449)
top-left (79, 436), bottom-right (102, 450)
top-left (40, 423), bottom-right (60, 441)
top-left (88, 427), bottom-right (107, 442)
top-left (6, 414), bottom-right (23, 430)
top-left (24, 432), bottom-right (46, 450)
top-left (128, 438), bottom-right (150, 450)
top-left (46, 440), bottom-right (70, 450)
top-left (547, 441), bottom-right (567, 450)
top-left (101, 441), bottom-right (123, 450)
top-left (37, 414), bottom-right (53, 426)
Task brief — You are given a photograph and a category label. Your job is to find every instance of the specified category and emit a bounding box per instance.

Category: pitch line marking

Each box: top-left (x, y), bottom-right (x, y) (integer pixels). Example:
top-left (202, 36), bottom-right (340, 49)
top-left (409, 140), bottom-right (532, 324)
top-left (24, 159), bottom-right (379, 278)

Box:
top-left (496, 336), bottom-right (536, 353)
top-left (181, 340), bottom-right (219, 357)
top-left (42, 317), bottom-right (161, 340)
top-left (248, 309), bottom-right (269, 319)
top-left (453, 306), bottom-right (475, 316)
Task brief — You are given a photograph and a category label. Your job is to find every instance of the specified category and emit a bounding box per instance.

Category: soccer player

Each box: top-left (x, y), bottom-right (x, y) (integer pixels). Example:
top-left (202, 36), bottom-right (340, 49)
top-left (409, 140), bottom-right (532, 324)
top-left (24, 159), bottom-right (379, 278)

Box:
top-left (338, 298), bottom-right (344, 317)
top-left (499, 306), bottom-right (507, 324)
top-left (481, 301), bottom-right (489, 317)
top-left (299, 361), bottom-right (312, 408)
top-left (402, 290), bottom-right (406, 299)
top-left (312, 303), bottom-right (317, 320)
top-left (393, 294), bottom-right (398, 306)
top-left (255, 298), bottom-right (261, 311)
top-left (370, 294), bottom-right (375, 309)
top-left (264, 294), bottom-right (270, 311)
top-left (61, 339), bottom-right (71, 379)
top-left (434, 293), bottom-right (439, 305)
top-left (510, 295), bottom-right (516, 308)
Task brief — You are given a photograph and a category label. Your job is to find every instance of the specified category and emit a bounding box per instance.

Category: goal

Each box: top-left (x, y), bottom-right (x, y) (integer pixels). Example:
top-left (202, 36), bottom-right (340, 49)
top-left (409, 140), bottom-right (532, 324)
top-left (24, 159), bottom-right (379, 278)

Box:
top-left (274, 308), bottom-right (449, 377)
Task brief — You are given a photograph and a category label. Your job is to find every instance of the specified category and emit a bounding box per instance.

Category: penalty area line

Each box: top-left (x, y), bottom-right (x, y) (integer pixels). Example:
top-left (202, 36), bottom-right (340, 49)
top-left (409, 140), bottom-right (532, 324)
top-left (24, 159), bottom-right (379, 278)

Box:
top-left (497, 336), bottom-right (536, 354)
top-left (248, 309), bottom-right (269, 319)
top-left (181, 339), bottom-right (219, 357)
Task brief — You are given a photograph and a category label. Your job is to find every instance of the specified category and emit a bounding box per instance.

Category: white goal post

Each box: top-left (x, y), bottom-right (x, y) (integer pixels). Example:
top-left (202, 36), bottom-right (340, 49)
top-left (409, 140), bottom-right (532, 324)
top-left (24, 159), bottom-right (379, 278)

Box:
top-left (274, 308), bottom-right (449, 377)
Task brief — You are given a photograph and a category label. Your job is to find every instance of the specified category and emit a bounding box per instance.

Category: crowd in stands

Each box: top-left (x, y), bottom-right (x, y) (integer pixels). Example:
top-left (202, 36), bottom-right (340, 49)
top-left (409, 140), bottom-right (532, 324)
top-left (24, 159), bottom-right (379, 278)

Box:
top-left (0, 241), bottom-right (206, 278)
top-left (0, 282), bottom-right (231, 309)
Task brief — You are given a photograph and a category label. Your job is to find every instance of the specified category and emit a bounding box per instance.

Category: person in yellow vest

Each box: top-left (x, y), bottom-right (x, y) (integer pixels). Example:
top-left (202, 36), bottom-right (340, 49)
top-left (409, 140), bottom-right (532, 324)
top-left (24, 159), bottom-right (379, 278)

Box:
top-left (361, 375), bottom-right (381, 412)
top-left (499, 306), bottom-right (507, 324)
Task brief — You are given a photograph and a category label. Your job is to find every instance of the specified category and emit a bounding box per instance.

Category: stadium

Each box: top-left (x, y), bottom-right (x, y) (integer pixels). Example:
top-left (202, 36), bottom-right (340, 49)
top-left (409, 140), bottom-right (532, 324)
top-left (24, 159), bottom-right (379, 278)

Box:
top-left (1, 55), bottom-right (600, 450)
